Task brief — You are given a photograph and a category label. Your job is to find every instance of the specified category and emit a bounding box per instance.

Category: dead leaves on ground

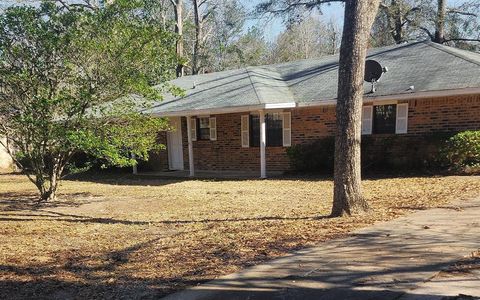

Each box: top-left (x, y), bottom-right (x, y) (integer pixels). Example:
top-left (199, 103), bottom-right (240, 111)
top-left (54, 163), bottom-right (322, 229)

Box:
top-left (0, 174), bottom-right (479, 299)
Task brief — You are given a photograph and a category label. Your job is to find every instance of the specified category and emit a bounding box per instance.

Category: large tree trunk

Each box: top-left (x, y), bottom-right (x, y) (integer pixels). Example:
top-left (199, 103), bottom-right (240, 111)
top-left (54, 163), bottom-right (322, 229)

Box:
top-left (173, 0), bottom-right (184, 77)
top-left (434, 0), bottom-right (446, 43)
top-left (331, 0), bottom-right (381, 217)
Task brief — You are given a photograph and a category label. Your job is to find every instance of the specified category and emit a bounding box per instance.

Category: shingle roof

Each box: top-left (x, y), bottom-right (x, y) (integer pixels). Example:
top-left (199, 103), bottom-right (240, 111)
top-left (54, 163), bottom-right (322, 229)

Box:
top-left (148, 41), bottom-right (480, 116)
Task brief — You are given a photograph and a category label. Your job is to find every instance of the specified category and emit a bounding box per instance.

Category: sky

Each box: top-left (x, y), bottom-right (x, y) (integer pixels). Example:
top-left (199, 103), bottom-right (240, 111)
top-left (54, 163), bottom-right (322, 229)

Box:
top-left (242, 0), bottom-right (470, 42)
top-left (0, 0), bottom-right (472, 42)
top-left (242, 0), bottom-right (345, 42)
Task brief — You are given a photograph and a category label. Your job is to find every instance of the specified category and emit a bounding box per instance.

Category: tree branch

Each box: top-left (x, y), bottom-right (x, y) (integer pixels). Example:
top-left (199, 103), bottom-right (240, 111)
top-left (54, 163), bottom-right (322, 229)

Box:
top-left (443, 37), bottom-right (480, 43)
top-left (447, 9), bottom-right (477, 17)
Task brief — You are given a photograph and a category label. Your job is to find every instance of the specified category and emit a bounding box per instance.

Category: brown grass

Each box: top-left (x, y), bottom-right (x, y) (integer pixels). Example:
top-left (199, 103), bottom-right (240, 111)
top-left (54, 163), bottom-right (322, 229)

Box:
top-left (0, 173), bottom-right (479, 299)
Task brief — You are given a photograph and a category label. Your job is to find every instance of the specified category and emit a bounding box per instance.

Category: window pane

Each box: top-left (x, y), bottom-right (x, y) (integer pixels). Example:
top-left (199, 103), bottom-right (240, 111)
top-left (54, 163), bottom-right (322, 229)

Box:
top-left (198, 117), bottom-right (210, 140)
top-left (199, 118), bottom-right (210, 129)
top-left (250, 115), bottom-right (260, 147)
top-left (267, 113), bottom-right (283, 147)
top-left (373, 105), bottom-right (396, 134)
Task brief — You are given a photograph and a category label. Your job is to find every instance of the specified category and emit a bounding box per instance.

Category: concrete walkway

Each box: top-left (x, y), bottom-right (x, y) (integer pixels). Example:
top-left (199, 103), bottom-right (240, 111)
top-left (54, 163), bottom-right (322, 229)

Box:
top-left (163, 196), bottom-right (480, 300)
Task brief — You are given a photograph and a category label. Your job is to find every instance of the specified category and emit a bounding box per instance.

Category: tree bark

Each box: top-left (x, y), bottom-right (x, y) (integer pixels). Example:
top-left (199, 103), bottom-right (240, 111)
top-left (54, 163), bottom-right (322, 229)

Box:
top-left (192, 0), bottom-right (202, 75)
top-left (391, 0), bottom-right (404, 43)
top-left (38, 155), bottom-right (67, 202)
top-left (331, 0), bottom-right (380, 217)
top-left (434, 0), bottom-right (446, 44)
top-left (173, 0), bottom-right (184, 77)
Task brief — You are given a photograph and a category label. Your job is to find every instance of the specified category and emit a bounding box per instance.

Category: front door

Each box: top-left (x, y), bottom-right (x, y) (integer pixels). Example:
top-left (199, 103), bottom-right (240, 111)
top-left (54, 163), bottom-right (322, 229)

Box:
top-left (167, 117), bottom-right (184, 170)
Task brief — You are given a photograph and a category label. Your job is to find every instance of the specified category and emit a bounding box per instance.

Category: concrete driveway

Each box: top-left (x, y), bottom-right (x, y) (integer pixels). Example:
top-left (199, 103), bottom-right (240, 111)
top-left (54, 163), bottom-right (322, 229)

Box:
top-left (163, 196), bottom-right (480, 300)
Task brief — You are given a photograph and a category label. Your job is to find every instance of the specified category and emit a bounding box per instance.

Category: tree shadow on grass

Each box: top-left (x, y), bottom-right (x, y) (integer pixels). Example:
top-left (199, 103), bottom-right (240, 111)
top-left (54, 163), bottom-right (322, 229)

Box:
top-left (1, 198), bottom-right (479, 299)
top-left (62, 169), bottom-right (470, 188)
top-left (0, 191), bottom-right (102, 211)
top-left (0, 206), bottom-right (331, 225)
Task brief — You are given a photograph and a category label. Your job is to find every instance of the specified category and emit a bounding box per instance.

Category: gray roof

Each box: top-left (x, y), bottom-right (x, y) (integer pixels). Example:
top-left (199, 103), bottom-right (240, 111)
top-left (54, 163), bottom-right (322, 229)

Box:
top-left (148, 41), bottom-right (480, 116)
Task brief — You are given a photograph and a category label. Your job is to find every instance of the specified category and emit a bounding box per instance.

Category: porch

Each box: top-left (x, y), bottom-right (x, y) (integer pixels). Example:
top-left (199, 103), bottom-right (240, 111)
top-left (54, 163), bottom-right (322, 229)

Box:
top-left (142, 109), bottom-right (293, 179)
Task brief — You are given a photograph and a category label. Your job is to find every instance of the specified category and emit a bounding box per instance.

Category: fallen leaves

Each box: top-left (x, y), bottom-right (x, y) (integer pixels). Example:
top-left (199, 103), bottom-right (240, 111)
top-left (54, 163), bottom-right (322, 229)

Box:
top-left (0, 174), bottom-right (479, 299)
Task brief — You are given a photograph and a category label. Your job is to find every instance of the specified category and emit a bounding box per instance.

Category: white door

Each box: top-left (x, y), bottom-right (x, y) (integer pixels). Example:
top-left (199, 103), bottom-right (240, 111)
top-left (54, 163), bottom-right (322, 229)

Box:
top-left (167, 117), bottom-right (184, 170)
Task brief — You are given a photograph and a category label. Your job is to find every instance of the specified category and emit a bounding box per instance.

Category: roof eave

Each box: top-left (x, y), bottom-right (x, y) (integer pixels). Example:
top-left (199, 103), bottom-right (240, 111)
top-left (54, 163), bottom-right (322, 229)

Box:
top-left (150, 102), bottom-right (297, 117)
top-left (150, 87), bottom-right (480, 117)
top-left (297, 87), bottom-right (480, 108)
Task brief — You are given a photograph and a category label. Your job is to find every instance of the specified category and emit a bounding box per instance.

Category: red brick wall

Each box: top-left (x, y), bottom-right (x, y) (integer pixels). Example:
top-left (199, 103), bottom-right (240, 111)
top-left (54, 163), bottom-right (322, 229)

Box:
top-left (407, 95), bottom-right (480, 134)
top-left (147, 94), bottom-right (480, 173)
top-left (179, 114), bottom-right (289, 172)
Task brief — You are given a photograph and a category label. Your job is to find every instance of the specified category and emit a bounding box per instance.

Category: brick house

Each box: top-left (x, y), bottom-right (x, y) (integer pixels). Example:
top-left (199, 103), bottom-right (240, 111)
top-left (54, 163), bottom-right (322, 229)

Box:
top-left (144, 41), bottom-right (480, 177)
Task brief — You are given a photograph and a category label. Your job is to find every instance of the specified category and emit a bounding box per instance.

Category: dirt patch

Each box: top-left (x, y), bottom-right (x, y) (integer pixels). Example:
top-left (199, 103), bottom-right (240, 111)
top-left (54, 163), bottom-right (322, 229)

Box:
top-left (0, 174), bottom-right (479, 299)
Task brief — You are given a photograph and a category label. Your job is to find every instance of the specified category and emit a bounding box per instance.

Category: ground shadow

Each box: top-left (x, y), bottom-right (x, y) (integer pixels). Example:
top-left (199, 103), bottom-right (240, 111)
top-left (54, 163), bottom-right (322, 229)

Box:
top-left (61, 169), bottom-right (463, 188)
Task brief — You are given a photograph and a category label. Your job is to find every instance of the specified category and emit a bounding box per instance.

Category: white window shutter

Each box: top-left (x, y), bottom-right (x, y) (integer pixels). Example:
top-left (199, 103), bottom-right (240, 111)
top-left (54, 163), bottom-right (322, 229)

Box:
top-left (282, 112), bottom-right (292, 147)
top-left (190, 117), bottom-right (197, 141)
top-left (241, 115), bottom-right (249, 148)
top-left (396, 103), bottom-right (409, 134)
top-left (209, 117), bottom-right (217, 141)
top-left (362, 106), bottom-right (373, 135)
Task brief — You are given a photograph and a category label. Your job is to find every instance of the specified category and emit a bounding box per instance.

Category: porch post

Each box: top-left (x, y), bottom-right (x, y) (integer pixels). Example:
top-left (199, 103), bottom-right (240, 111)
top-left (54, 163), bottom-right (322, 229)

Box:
top-left (259, 110), bottom-right (267, 179)
top-left (186, 116), bottom-right (195, 177)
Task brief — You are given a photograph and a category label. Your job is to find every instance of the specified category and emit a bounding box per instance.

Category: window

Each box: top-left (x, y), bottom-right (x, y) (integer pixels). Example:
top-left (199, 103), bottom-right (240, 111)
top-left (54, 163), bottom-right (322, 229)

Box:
top-left (197, 117), bottom-right (210, 140)
top-left (266, 113), bottom-right (283, 147)
top-left (249, 113), bottom-right (283, 147)
top-left (362, 103), bottom-right (409, 135)
top-left (250, 114), bottom-right (260, 147)
top-left (373, 104), bottom-right (396, 134)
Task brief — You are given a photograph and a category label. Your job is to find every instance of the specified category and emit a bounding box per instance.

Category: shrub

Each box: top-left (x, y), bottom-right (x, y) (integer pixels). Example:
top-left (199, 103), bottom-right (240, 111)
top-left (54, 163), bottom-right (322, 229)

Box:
top-left (286, 137), bottom-right (335, 173)
top-left (443, 131), bottom-right (480, 173)
top-left (287, 133), bottom-right (454, 174)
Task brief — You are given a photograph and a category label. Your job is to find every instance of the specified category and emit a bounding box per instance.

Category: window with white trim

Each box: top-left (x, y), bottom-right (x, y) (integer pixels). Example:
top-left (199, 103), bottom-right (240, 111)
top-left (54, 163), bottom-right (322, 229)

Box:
top-left (362, 103), bottom-right (409, 135)
top-left (245, 112), bottom-right (290, 147)
top-left (197, 117), bottom-right (210, 140)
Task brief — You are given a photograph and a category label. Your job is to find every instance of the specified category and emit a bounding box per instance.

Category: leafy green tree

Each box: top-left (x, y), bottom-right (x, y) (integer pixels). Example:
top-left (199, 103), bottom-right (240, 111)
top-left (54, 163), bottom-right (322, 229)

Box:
top-left (0, 0), bottom-right (179, 201)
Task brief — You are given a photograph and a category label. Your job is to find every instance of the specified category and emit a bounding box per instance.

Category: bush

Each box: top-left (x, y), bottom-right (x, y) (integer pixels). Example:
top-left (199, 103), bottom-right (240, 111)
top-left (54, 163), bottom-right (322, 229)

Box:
top-left (443, 131), bottom-right (480, 173)
top-left (287, 133), bottom-right (454, 174)
top-left (286, 137), bottom-right (335, 173)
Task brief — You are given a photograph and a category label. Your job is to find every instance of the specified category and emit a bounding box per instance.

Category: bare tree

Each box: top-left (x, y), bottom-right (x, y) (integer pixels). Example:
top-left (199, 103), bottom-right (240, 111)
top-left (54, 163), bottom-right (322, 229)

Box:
top-left (171, 0), bottom-right (185, 77)
top-left (269, 16), bottom-right (341, 62)
top-left (192, 0), bottom-right (216, 74)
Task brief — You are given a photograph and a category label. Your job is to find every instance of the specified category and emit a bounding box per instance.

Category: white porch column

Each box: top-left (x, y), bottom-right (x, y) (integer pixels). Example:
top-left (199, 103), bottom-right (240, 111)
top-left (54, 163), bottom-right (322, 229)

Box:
top-left (259, 110), bottom-right (267, 179)
top-left (186, 116), bottom-right (195, 177)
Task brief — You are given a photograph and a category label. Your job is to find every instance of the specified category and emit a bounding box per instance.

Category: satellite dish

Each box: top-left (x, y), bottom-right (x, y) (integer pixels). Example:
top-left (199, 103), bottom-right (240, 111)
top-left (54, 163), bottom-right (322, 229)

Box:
top-left (364, 60), bottom-right (388, 93)
top-left (364, 60), bottom-right (384, 82)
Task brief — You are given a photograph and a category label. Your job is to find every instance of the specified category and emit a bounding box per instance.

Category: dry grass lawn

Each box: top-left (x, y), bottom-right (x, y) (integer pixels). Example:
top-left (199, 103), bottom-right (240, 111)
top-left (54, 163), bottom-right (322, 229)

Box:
top-left (0, 173), bottom-right (479, 299)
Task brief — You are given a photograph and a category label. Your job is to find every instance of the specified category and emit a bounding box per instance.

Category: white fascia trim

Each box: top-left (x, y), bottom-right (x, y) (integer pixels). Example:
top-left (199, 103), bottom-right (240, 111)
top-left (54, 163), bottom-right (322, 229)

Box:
top-left (297, 87), bottom-right (480, 108)
top-left (265, 102), bottom-right (296, 109)
top-left (151, 102), bottom-right (297, 117)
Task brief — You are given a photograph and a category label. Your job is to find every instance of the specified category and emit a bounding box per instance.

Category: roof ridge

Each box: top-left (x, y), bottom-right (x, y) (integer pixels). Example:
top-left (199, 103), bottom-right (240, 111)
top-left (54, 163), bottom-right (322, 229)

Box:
top-left (247, 66), bottom-right (296, 104)
top-left (245, 67), bottom-right (263, 105)
top-left (424, 41), bottom-right (480, 67)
